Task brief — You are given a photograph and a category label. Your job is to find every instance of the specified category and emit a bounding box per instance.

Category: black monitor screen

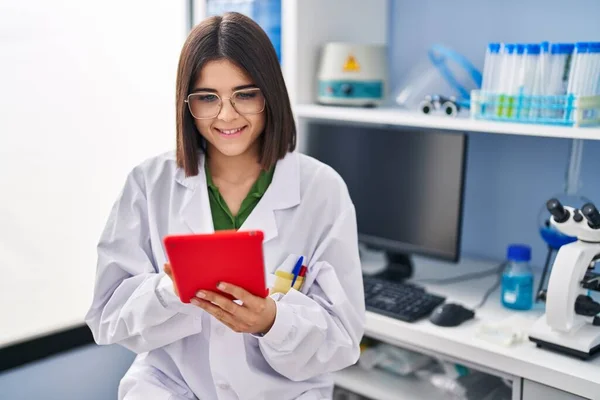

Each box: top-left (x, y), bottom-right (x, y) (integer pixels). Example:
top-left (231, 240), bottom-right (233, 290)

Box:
top-left (305, 122), bottom-right (467, 261)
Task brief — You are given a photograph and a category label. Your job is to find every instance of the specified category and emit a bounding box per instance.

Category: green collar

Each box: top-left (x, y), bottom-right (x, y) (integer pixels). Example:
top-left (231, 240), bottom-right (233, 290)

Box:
top-left (205, 161), bottom-right (275, 199)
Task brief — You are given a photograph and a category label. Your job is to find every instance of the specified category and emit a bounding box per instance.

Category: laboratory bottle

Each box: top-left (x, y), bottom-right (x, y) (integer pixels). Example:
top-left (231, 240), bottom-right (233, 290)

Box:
top-left (501, 244), bottom-right (534, 311)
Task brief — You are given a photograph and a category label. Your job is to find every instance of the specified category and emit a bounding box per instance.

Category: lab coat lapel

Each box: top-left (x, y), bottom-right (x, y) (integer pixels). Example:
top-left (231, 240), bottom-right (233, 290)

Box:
top-left (239, 152), bottom-right (300, 243)
top-left (175, 157), bottom-right (215, 234)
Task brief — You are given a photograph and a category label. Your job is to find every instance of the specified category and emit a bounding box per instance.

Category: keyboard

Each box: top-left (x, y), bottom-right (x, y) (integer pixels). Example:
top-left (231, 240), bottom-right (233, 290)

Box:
top-left (363, 275), bottom-right (446, 322)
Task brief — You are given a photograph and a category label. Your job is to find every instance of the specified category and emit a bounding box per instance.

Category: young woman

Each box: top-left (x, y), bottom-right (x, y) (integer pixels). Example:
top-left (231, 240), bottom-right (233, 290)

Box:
top-left (86, 12), bottom-right (365, 400)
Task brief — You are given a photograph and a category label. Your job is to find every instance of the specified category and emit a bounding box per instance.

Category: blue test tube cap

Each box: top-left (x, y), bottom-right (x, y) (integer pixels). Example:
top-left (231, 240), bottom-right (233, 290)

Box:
top-left (540, 41), bottom-right (549, 53)
top-left (575, 42), bottom-right (589, 53)
top-left (488, 42), bottom-right (501, 53)
top-left (504, 44), bottom-right (516, 54)
top-left (588, 42), bottom-right (600, 53)
top-left (550, 43), bottom-right (575, 55)
top-left (525, 43), bottom-right (541, 55)
top-left (515, 44), bottom-right (525, 54)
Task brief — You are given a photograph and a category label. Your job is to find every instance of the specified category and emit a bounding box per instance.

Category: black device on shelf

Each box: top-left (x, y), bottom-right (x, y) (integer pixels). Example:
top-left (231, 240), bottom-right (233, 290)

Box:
top-left (306, 122), bottom-right (467, 279)
top-left (306, 122), bottom-right (467, 322)
top-left (362, 275), bottom-right (446, 322)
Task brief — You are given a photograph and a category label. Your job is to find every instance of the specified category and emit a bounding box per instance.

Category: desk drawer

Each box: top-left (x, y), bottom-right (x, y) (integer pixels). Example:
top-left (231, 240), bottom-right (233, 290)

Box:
top-left (523, 380), bottom-right (588, 400)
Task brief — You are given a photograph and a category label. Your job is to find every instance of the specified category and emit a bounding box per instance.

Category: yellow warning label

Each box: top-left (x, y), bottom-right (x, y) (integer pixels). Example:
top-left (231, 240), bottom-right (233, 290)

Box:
top-left (342, 54), bottom-right (360, 72)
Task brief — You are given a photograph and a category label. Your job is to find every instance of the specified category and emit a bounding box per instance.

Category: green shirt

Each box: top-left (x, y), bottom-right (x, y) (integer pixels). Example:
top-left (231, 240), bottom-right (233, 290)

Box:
top-left (205, 164), bottom-right (275, 230)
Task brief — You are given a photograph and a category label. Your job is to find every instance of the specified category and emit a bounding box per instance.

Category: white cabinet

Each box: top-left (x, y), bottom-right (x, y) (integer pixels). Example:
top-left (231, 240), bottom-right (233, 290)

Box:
top-left (523, 380), bottom-right (589, 400)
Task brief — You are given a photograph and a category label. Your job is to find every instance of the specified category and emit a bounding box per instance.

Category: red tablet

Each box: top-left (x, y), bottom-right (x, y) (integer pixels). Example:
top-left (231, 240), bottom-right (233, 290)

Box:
top-left (163, 230), bottom-right (268, 303)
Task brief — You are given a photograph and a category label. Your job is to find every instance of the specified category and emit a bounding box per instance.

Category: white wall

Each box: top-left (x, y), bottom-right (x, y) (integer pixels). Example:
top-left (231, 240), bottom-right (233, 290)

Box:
top-left (0, 0), bottom-right (187, 346)
top-left (0, 0), bottom-right (188, 396)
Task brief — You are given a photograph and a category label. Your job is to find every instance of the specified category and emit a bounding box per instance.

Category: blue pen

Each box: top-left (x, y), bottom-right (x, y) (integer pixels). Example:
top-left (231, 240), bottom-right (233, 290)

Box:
top-left (290, 256), bottom-right (304, 287)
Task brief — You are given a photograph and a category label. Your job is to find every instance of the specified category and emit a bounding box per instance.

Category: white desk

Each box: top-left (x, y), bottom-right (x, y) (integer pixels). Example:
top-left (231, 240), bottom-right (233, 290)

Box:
top-left (334, 255), bottom-right (600, 400)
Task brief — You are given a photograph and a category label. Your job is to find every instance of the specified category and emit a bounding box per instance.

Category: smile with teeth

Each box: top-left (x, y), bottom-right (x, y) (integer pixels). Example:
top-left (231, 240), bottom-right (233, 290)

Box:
top-left (217, 126), bottom-right (245, 135)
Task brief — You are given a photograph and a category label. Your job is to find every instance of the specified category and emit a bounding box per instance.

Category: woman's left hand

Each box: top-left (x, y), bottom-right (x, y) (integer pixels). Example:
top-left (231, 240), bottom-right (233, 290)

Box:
top-left (191, 283), bottom-right (277, 335)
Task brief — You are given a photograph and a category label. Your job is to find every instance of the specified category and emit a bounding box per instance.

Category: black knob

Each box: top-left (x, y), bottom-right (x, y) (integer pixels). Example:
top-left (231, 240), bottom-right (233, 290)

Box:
top-left (574, 295), bottom-right (600, 317)
top-left (537, 290), bottom-right (547, 302)
top-left (582, 203), bottom-right (600, 229)
top-left (546, 198), bottom-right (569, 223)
top-left (573, 210), bottom-right (584, 222)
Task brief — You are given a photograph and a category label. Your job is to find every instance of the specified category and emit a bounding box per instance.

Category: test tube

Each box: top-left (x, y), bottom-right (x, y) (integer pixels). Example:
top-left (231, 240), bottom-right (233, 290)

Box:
top-left (496, 44), bottom-right (515, 117)
top-left (505, 44), bottom-right (525, 118)
top-left (547, 43), bottom-right (574, 117)
top-left (481, 42), bottom-right (501, 115)
top-left (529, 42), bottom-right (549, 119)
top-left (482, 43), bottom-right (501, 92)
top-left (585, 42), bottom-right (600, 96)
top-left (518, 44), bottom-right (540, 118)
top-left (567, 42), bottom-right (589, 96)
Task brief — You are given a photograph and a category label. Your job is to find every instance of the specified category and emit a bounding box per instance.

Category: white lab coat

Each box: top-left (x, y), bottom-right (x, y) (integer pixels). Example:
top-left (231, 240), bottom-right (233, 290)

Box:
top-left (85, 150), bottom-right (366, 400)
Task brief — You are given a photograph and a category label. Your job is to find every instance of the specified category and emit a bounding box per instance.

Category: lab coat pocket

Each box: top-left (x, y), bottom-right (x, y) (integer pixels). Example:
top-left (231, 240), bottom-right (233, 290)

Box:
top-left (268, 254), bottom-right (307, 295)
top-left (270, 270), bottom-right (305, 295)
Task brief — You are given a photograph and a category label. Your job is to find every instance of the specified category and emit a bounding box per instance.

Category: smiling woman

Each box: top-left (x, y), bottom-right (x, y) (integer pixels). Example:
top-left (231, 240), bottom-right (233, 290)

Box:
top-left (175, 12), bottom-right (296, 177)
top-left (85, 11), bottom-right (365, 400)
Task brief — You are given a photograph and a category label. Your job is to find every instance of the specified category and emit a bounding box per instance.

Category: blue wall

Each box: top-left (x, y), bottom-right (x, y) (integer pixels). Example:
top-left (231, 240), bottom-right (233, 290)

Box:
top-left (388, 0), bottom-right (600, 268)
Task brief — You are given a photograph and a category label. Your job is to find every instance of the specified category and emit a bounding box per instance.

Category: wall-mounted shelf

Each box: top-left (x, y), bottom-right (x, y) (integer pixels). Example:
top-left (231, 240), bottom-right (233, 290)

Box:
top-left (332, 364), bottom-right (445, 400)
top-left (294, 104), bottom-right (600, 141)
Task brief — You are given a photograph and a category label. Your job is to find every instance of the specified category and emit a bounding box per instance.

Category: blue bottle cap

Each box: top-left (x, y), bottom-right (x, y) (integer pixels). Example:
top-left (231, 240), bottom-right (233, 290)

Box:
top-left (504, 44), bottom-right (516, 54)
top-left (488, 43), bottom-right (501, 53)
top-left (525, 43), bottom-right (541, 55)
top-left (507, 244), bottom-right (531, 262)
top-left (540, 41), bottom-right (549, 52)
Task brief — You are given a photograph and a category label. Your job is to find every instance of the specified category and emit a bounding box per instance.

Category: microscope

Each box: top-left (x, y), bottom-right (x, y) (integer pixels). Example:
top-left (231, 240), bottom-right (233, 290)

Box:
top-left (529, 198), bottom-right (600, 360)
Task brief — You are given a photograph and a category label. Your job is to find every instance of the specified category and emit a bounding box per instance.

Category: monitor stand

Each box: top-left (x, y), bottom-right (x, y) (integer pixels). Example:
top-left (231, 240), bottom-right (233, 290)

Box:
top-left (373, 252), bottom-right (414, 282)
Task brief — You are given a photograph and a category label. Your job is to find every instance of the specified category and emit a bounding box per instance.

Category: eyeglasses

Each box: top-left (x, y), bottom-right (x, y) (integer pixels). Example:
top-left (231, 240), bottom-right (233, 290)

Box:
top-left (185, 88), bottom-right (266, 120)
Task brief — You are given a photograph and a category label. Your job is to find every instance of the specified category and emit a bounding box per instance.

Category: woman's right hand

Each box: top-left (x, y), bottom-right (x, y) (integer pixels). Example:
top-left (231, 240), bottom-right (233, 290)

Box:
top-left (163, 263), bottom-right (179, 297)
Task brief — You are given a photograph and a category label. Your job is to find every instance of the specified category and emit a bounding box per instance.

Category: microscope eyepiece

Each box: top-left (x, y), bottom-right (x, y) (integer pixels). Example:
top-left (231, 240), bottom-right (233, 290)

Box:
top-left (546, 198), bottom-right (569, 223)
top-left (581, 203), bottom-right (600, 229)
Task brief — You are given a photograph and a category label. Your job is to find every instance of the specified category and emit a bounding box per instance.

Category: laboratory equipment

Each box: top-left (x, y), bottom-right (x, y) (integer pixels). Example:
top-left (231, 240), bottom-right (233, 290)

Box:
top-left (481, 42), bottom-right (502, 93)
top-left (362, 275), bottom-right (446, 322)
top-left (501, 244), bottom-right (534, 310)
top-left (471, 41), bottom-right (600, 127)
top-left (419, 94), bottom-right (462, 117)
top-left (528, 198), bottom-right (600, 360)
top-left (536, 193), bottom-right (587, 302)
top-left (317, 42), bottom-right (388, 107)
top-left (305, 122), bottom-right (467, 281)
top-left (395, 44), bottom-right (481, 112)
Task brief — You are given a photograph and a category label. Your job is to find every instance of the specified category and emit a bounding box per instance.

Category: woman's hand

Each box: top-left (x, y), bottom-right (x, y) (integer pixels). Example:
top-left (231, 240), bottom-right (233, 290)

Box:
top-left (163, 263), bottom-right (179, 296)
top-left (191, 283), bottom-right (277, 335)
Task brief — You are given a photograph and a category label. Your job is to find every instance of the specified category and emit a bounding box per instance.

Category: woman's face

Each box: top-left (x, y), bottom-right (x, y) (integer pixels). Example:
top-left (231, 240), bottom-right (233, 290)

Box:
top-left (190, 59), bottom-right (266, 160)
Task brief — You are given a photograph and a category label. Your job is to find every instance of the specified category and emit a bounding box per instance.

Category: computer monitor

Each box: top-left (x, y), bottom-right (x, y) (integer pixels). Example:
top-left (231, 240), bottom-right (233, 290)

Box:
top-left (304, 122), bottom-right (467, 280)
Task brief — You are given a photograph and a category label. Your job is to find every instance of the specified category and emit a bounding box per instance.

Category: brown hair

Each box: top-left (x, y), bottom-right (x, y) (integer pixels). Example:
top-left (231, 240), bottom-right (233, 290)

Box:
top-left (175, 12), bottom-right (296, 176)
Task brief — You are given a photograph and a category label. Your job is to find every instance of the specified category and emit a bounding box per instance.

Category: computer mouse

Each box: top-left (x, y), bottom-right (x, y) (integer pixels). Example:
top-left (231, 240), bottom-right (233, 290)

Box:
top-left (429, 303), bottom-right (475, 327)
